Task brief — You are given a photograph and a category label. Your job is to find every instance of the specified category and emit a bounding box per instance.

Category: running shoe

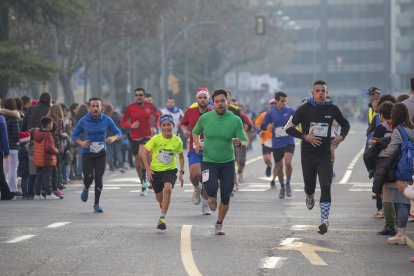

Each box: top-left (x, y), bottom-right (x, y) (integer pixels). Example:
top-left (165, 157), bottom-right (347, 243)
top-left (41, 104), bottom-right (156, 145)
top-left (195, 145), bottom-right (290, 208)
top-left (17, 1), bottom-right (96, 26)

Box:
top-left (279, 187), bottom-right (285, 199)
top-left (270, 180), bottom-right (276, 189)
top-left (286, 184), bottom-right (292, 197)
top-left (265, 165), bottom-right (271, 177)
top-left (208, 197), bottom-right (217, 212)
top-left (93, 204), bottom-right (103, 213)
top-left (192, 184), bottom-right (201, 205)
top-left (54, 189), bottom-right (64, 199)
top-left (202, 203), bottom-right (211, 215)
top-left (377, 226), bottom-right (396, 236)
top-left (33, 195), bottom-right (44, 200)
top-left (81, 189), bottom-right (89, 202)
top-left (306, 193), bottom-right (315, 210)
top-left (157, 218), bottom-right (166, 230)
top-left (214, 224), bottom-right (225, 235)
top-left (142, 179), bottom-right (149, 189)
top-left (140, 187), bottom-right (148, 196)
top-left (318, 222), bottom-right (328, 235)
top-left (45, 193), bottom-right (61, 200)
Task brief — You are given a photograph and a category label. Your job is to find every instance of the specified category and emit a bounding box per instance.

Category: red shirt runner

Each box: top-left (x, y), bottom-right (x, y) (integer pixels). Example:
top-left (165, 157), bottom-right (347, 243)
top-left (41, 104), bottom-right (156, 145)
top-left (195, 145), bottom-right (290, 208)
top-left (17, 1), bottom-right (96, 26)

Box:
top-left (180, 107), bottom-right (210, 151)
top-left (121, 102), bottom-right (160, 140)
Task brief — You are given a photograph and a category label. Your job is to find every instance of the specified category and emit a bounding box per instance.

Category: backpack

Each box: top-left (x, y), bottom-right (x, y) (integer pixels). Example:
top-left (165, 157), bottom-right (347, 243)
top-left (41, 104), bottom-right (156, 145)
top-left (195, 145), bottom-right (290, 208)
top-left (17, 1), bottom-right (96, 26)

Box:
top-left (395, 126), bottom-right (414, 181)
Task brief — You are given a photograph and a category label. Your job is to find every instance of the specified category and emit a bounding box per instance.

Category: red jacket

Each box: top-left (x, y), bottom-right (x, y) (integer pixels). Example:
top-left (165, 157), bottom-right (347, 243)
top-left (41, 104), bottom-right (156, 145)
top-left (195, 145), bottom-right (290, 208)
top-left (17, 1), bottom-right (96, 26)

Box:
top-left (33, 129), bottom-right (58, 167)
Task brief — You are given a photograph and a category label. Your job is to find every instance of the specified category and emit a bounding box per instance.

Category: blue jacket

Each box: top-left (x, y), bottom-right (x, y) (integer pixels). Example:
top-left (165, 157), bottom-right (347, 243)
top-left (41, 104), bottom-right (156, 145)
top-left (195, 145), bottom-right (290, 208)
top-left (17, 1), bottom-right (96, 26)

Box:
top-left (72, 113), bottom-right (121, 154)
top-left (0, 114), bottom-right (10, 156)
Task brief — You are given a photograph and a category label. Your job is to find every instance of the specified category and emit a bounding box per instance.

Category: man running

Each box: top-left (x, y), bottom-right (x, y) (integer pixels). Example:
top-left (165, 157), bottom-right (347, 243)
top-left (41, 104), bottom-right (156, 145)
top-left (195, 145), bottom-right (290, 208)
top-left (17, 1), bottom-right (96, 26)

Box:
top-left (141, 114), bottom-right (184, 231)
top-left (255, 98), bottom-right (275, 178)
top-left (72, 97), bottom-right (121, 213)
top-left (180, 87), bottom-right (212, 215)
top-left (160, 97), bottom-right (184, 135)
top-left (192, 89), bottom-right (247, 235)
top-left (261, 91), bottom-right (295, 199)
top-left (121, 88), bottom-right (160, 196)
top-left (285, 80), bottom-right (350, 234)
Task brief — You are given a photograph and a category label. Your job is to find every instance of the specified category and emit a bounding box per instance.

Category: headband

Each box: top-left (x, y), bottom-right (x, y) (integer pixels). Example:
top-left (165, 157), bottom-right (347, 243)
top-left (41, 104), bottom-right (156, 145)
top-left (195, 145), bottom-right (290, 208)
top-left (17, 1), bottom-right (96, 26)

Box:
top-left (160, 115), bottom-right (175, 125)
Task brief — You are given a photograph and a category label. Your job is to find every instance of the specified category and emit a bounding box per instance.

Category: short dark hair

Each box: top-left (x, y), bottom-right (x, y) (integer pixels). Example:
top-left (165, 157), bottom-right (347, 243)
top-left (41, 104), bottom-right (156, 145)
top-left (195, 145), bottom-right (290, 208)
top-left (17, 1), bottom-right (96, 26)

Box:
top-left (14, 98), bottom-right (22, 110)
top-left (145, 93), bottom-right (152, 97)
top-left (88, 97), bottom-right (101, 104)
top-left (397, 93), bottom-right (409, 103)
top-left (21, 95), bottom-right (31, 105)
top-left (378, 101), bottom-right (393, 120)
top-left (166, 97), bottom-right (174, 101)
top-left (4, 98), bottom-right (17, 110)
top-left (134, 87), bottom-right (145, 94)
top-left (40, 116), bottom-right (53, 128)
top-left (411, 77), bottom-right (414, 91)
top-left (212, 89), bottom-right (229, 101)
top-left (275, 91), bottom-right (287, 100)
top-left (314, 80), bottom-right (327, 86)
top-left (39, 92), bottom-right (51, 105)
top-left (378, 94), bottom-right (396, 106)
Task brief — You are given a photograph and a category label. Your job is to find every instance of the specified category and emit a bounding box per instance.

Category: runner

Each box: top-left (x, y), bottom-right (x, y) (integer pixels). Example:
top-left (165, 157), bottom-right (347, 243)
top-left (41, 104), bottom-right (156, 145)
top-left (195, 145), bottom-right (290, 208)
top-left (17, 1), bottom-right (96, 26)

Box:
top-left (121, 88), bottom-right (160, 196)
top-left (261, 91), bottom-right (295, 199)
top-left (180, 87), bottom-right (212, 215)
top-left (192, 89), bottom-right (247, 235)
top-left (285, 80), bottom-right (350, 234)
top-left (255, 98), bottom-right (275, 179)
top-left (141, 114), bottom-right (184, 230)
top-left (72, 97), bottom-right (121, 213)
top-left (160, 97), bottom-right (184, 135)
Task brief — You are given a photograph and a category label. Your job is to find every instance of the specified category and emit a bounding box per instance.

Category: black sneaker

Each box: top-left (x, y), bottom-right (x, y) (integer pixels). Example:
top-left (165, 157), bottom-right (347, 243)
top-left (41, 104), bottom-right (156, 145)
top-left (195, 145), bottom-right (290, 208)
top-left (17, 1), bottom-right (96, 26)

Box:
top-left (279, 187), bottom-right (285, 199)
top-left (156, 218), bottom-right (166, 230)
top-left (306, 194), bottom-right (315, 210)
top-left (286, 184), bottom-right (292, 197)
top-left (265, 165), bottom-right (272, 177)
top-left (318, 223), bottom-right (328, 235)
top-left (377, 226), bottom-right (397, 236)
top-left (270, 180), bottom-right (276, 189)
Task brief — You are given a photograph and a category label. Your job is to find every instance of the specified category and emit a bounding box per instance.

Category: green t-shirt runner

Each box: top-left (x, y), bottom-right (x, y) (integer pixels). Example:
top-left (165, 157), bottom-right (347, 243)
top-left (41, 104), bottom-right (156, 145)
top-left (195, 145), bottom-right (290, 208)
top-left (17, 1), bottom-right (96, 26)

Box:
top-left (192, 110), bottom-right (247, 163)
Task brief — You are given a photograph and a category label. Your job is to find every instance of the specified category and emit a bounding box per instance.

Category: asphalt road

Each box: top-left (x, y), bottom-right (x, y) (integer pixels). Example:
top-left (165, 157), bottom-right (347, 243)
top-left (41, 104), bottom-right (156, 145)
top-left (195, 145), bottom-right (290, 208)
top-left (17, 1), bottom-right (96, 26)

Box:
top-left (0, 121), bottom-right (413, 275)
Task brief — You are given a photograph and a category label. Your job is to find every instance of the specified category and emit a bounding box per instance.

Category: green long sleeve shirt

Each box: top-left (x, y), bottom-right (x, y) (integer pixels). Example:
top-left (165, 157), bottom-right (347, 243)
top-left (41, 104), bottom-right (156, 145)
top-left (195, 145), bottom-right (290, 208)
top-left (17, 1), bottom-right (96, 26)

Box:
top-left (192, 110), bottom-right (247, 163)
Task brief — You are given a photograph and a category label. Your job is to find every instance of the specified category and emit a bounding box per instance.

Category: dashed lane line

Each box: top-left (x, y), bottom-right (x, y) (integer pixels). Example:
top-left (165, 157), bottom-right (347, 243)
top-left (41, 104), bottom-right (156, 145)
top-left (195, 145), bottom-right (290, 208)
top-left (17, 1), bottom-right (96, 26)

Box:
top-left (4, 235), bottom-right (37, 244)
top-left (45, 222), bottom-right (71, 228)
top-left (339, 147), bottom-right (365, 184)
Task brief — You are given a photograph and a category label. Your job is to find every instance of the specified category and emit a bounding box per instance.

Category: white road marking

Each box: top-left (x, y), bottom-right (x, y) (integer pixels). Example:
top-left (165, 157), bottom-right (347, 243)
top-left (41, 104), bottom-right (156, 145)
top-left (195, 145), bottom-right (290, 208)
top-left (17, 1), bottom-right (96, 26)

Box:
top-left (279, 237), bottom-right (301, 246)
top-left (4, 235), bottom-right (37, 243)
top-left (260, 257), bottom-right (288, 269)
top-left (239, 189), bottom-right (267, 192)
top-left (290, 225), bottom-right (316, 231)
top-left (339, 147), bottom-right (365, 184)
top-left (46, 222), bottom-right (71, 228)
top-left (181, 225), bottom-right (202, 276)
top-left (103, 187), bottom-right (120, 190)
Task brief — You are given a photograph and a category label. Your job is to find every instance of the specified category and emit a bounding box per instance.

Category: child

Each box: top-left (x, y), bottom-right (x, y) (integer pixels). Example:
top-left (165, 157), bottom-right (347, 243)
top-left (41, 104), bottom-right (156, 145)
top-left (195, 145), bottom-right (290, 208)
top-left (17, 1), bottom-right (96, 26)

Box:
top-left (33, 116), bottom-right (60, 200)
top-left (141, 114), bottom-right (184, 230)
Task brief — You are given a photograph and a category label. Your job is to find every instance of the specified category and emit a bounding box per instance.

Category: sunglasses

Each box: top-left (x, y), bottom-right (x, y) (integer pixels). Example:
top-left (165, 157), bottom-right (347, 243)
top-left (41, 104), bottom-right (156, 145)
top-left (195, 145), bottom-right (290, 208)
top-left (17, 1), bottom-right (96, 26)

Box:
top-left (197, 96), bottom-right (208, 99)
top-left (270, 102), bottom-right (276, 105)
top-left (135, 94), bottom-right (144, 97)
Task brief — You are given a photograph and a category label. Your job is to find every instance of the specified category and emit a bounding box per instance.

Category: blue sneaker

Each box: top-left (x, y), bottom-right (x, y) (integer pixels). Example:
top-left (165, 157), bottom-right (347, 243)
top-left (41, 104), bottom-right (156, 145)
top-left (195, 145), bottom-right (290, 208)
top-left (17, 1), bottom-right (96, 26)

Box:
top-left (81, 189), bottom-right (89, 202)
top-left (93, 204), bottom-right (103, 213)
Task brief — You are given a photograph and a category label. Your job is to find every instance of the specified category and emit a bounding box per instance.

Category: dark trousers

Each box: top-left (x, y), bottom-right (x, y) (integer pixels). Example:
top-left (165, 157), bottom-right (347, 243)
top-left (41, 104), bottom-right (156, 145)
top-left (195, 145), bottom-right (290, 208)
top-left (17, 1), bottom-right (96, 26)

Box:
top-left (82, 151), bottom-right (106, 204)
top-left (301, 152), bottom-right (332, 203)
top-left (35, 166), bottom-right (53, 195)
top-left (0, 152), bottom-right (13, 200)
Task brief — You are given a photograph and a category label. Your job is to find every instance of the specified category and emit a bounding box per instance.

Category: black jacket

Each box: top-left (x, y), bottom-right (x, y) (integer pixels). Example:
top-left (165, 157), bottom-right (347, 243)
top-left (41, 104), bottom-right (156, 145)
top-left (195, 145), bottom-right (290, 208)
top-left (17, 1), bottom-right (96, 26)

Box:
top-left (2, 109), bottom-right (21, 150)
top-left (22, 103), bottom-right (50, 131)
top-left (372, 140), bottom-right (400, 194)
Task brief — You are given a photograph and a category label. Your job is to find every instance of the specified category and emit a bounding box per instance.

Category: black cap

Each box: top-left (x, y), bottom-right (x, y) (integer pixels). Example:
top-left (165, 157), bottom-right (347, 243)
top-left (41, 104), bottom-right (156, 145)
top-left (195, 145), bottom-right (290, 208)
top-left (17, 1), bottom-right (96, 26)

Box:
top-left (367, 87), bottom-right (381, 95)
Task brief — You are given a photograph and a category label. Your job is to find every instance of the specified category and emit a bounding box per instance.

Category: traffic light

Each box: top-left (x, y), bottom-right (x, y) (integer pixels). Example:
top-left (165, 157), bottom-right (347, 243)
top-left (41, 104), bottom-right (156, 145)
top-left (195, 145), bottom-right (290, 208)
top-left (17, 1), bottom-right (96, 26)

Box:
top-left (255, 16), bottom-right (265, 35)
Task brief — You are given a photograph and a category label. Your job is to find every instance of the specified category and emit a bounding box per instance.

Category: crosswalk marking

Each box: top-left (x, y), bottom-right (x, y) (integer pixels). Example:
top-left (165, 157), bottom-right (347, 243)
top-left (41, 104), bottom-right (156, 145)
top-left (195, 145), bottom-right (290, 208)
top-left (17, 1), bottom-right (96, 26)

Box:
top-left (46, 222), bottom-right (71, 228)
top-left (4, 235), bottom-right (37, 244)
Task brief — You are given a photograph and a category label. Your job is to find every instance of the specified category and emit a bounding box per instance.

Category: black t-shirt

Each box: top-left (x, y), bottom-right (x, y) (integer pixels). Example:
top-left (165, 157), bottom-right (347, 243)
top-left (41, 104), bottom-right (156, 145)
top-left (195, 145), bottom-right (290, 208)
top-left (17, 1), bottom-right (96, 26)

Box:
top-left (291, 102), bottom-right (350, 154)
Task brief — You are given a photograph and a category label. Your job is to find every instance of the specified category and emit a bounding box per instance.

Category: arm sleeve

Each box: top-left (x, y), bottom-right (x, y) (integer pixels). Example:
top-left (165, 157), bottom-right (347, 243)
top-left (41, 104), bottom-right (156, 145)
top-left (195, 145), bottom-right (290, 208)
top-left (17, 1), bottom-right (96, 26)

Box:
top-left (285, 107), bottom-right (304, 139)
top-left (260, 111), bottom-right (271, 130)
top-left (144, 136), bottom-right (155, 152)
top-left (334, 105), bottom-right (350, 139)
top-left (0, 116), bottom-right (9, 155)
top-left (45, 135), bottom-right (59, 155)
top-left (151, 105), bottom-right (160, 128)
top-left (72, 119), bottom-right (83, 142)
top-left (120, 107), bottom-right (131, 129)
top-left (192, 118), bottom-right (203, 135)
top-left (10, 118), bottom-right (20, 144)
top-left (107, 117), bottom-right (122, 137)
top-left (180, 110), bottom-right (189, 127)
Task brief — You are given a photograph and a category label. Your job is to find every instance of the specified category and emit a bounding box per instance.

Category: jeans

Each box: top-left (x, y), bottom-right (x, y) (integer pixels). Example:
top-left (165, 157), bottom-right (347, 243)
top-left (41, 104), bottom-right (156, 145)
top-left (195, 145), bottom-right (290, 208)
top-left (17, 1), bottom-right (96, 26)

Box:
top-left (22, 175), bottom-right (36, 197)
top-left (3, 150), bottom-right (19, 192)
top-left (35, 167), bottom-right (52, 195)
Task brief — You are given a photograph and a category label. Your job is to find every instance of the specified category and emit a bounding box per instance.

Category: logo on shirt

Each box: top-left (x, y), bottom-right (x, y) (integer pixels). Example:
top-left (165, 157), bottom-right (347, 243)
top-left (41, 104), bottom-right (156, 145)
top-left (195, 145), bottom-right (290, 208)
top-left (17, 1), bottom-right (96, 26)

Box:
top-left (145, 108), bottom-right (151, 113)
top-left (325, 115), bottom-right (332, 119)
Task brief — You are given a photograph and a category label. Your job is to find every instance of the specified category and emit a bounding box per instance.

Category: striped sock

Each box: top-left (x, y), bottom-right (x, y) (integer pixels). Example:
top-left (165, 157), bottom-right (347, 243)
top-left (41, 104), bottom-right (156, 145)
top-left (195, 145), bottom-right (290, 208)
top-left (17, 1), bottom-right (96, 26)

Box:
top-left (320, 202), bottom-right (331, 224)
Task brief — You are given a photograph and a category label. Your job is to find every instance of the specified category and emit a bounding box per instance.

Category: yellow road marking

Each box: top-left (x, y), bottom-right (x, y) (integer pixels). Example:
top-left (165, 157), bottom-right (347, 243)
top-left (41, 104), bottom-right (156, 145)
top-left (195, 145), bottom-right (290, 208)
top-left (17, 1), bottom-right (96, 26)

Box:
top-left (181, 225), bottom-right (202, 276)
top-left (407, 237), bottom-right (414, 250)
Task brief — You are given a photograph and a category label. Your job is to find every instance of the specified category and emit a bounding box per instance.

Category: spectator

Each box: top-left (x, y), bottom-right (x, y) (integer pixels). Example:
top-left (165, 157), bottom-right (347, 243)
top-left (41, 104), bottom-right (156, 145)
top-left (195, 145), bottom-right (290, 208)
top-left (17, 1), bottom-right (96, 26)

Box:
top-left (22, 92), bottom-right (51, 131)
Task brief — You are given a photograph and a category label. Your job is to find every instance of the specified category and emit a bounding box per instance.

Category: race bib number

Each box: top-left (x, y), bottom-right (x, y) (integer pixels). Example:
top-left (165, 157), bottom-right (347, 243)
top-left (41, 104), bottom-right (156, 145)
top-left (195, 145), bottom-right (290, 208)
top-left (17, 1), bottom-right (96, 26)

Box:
top-left (310, 122), bottom-right (329, 137)
top-left (90, 142), bottom-right (104, 153)
top-left (202, 169), bottom-right (209, 182)
top-left (193, 139), bottom-right (204, 149)
top-left (264, 139), bottom-right (272, 148)
top-left (275, 127), bottom-right (288, 138)
top-left (157, 150), bottom-right (174, 164)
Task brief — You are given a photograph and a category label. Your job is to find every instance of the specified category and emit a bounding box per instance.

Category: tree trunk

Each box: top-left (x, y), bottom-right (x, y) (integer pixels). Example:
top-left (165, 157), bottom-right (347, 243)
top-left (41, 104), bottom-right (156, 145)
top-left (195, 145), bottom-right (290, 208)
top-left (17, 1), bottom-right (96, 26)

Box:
top-left (59, 73), bottom-right (74, 104)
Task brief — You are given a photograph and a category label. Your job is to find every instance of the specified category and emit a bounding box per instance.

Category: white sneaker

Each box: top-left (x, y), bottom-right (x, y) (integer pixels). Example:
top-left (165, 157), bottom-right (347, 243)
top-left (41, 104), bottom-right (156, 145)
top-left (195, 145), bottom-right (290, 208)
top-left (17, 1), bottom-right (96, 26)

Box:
top-left (192, 185), bottom-right (201, 205)
top-left (33, 195), bottom-right (45, 200)
top-left (214, 224), bottom-right (225, 235)
top-left (45, 194), bottom-right (61, 200)
top-left (202, 202), bottom-right (211, 215)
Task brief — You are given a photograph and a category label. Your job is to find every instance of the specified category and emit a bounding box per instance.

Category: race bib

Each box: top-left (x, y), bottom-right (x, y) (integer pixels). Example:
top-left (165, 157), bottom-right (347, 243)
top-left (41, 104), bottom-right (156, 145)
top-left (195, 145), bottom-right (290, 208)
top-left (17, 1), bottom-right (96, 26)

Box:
top-left (202, 169), bottom-right (209, 182)
top-left (157, 149), bottom-right (174, 164)
top-left (264, 139), bottom-right (272, 148)
top-left (90, 142), bottom-right (104, 153)
top-left (193, 139), bottom-right (204, 149)
top-left (275, 127), bottom-right (288, 138)
top-left (310, 122), bottom-right (329, 137)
